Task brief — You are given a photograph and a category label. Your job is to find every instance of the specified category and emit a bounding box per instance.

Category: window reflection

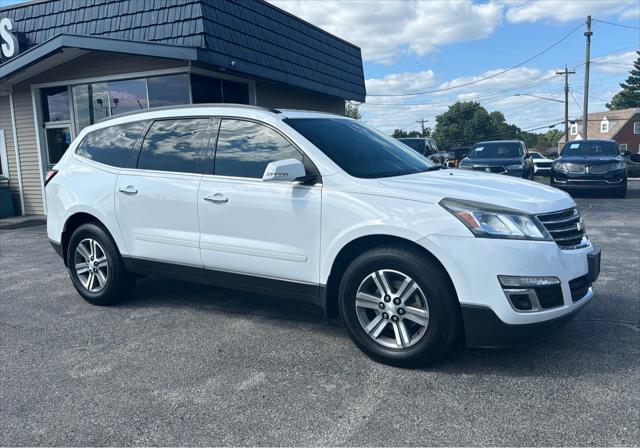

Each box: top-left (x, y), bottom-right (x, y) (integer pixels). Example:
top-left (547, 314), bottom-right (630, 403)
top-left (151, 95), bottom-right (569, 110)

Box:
top-left (41, 86), bottom-right (70, 122)
top-left (148, 74), bottom-right (190, 107)
top-left (215, 119), bottom-right (302, 178)
top-left (72, 82), bottom-right (109, 133)
top-left (138, 119), bottom-right (210, 174)
top-left (109, 79), bottom-right (148, 115)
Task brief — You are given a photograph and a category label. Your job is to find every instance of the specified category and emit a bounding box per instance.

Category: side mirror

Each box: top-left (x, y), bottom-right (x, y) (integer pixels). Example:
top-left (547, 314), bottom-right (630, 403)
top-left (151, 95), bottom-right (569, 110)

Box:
top-left (262, 158), bottom-right (307, 182)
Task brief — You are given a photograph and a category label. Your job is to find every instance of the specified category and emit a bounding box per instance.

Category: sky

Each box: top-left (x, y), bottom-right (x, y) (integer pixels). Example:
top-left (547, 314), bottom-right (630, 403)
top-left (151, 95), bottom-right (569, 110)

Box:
top-left (2, 0), bottom-right (638, 135)
top-left (270, 0), bottom-right (639, 134)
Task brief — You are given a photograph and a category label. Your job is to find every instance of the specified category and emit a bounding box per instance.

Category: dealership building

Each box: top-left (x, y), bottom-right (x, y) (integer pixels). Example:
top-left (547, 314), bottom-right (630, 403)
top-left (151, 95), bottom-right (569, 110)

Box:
top-left (0, 0), bottom-right (365, 215)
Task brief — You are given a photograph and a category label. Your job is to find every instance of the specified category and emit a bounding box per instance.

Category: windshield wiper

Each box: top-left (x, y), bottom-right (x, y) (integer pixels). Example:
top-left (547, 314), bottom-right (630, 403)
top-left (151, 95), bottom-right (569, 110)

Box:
top-left (423, 166), bottom-right (441, 171)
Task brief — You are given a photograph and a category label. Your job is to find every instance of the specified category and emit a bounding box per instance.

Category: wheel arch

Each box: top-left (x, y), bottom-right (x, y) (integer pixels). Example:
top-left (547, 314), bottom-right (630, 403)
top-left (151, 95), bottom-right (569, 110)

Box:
top-left (323, 234), bottom-right (459, 318)
top-left (60, 212), bottom-right (119, 266)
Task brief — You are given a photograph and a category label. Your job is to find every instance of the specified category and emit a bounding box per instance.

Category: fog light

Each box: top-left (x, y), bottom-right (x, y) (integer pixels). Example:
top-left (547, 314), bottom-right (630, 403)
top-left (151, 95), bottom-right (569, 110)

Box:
top-left (510, 293), bottom-right (533, 311)
top-left (498, 276), bottom-right (560, 288)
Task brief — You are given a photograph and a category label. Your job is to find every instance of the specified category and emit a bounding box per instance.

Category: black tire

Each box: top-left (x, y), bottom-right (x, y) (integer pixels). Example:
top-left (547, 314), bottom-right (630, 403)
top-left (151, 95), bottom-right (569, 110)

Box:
top-left (338, 245), bottom-right (461, 368)
top-left (66, 223), bottom-right (135, 306)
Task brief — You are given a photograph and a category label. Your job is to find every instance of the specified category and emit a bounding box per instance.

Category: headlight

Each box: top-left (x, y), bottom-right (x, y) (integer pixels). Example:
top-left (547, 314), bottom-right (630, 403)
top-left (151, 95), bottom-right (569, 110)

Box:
top-left (553, 161), bottom-right (568, 173)
top-left (609, 161), bottom-right (626, 170)
top-left (440, 198), bottom-right (551, 240)
top-left (507, 163), bottom-right (523, 170)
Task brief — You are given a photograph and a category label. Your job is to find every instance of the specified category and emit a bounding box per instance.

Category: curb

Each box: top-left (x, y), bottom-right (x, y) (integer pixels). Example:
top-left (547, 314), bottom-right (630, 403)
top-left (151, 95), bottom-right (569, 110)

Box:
top-left (0, 218), bottom-right (46, 230)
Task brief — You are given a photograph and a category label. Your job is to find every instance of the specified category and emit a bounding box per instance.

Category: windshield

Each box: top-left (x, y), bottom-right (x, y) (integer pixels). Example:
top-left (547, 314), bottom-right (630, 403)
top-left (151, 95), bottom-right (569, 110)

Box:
top-left (530, 152), bottom-right (542, 159)
top-left (561, 141), bottom-right (619, 157)
top-left (469, 142), bottom-right (522, 159)
top-left (285, 118), bottom-right (435, 178)
top-left (398, 139), bottom-right (425, 153)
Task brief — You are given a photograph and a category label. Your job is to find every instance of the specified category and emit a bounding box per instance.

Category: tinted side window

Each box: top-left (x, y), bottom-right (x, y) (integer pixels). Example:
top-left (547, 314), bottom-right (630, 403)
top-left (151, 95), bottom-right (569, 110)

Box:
top-left (138, 118), bottom-right (210, 174)
top-left (76, 121), bottom-right (145, 167)
top-left (214, 119), bottom-right (302, 179)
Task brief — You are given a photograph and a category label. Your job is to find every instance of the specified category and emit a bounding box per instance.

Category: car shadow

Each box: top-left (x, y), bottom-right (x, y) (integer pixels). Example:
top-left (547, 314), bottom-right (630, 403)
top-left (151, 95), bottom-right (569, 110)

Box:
top-left (122, 276), bottom-right (635, 377)
top-left (121, 274), bottom-right (329, 325)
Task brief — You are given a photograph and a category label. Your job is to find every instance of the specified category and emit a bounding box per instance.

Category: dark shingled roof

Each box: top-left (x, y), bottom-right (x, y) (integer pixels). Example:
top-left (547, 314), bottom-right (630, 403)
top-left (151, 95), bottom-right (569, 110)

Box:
top-left (0, 0), bottom-right (366, 101)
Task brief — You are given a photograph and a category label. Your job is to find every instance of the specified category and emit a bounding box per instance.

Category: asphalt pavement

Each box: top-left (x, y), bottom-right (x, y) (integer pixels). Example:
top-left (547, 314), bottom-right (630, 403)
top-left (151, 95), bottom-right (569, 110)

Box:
top-left (1, 181), bottom-right (638, 446)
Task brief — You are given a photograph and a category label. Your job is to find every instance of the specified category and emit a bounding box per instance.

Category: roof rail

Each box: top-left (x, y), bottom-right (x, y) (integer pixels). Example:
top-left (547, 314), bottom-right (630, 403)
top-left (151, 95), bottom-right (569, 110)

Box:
top-left (96, 103), bottom-right (281, 123)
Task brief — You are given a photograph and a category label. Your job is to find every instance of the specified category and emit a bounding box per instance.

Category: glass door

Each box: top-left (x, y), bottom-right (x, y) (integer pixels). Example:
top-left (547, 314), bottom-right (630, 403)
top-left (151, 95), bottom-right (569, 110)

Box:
top-left (44, 123), bottom-right (72, 168)
top-left (41, 86), bottom-right (74, 168)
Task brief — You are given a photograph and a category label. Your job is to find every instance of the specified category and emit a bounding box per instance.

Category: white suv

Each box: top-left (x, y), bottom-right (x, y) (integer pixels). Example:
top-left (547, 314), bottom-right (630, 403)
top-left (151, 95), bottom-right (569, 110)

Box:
top-left (46, 105), bottom-right (600, 367)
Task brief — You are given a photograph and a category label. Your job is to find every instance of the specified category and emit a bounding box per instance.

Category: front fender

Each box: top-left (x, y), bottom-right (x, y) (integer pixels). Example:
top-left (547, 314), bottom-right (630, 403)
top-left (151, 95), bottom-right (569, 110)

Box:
top-left (319, 190), bottom-right (468, 283)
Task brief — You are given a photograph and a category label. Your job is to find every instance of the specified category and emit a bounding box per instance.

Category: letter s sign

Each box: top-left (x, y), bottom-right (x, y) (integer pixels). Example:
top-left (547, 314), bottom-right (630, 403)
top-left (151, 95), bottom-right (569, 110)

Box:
top-left (0, 18), bottom-right (19, 59)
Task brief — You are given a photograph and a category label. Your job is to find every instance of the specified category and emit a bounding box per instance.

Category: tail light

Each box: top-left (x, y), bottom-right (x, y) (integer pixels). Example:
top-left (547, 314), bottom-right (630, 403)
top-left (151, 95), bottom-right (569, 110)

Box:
top-left (45, 169), bottom-right (58, 186)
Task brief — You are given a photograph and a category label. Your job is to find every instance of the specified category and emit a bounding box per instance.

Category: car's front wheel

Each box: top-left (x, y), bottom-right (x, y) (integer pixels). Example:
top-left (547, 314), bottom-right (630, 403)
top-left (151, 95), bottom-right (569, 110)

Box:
top-left (67, 223), bottom-right (135, 306)
top-left (339, 245), bottom-right (461, 367)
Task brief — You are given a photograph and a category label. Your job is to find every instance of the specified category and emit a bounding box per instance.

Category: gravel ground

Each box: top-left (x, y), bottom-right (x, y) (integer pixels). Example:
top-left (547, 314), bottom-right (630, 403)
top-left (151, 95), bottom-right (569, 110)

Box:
top-left (1, 181), bottom-right (639, 446)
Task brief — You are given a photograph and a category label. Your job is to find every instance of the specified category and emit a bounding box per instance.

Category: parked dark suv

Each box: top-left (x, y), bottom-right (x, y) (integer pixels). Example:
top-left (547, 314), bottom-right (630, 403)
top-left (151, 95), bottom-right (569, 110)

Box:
top-left (397, 137), bottom-right (438, 156)
top-left (459, 140), bottom-right (535, 179)
top-left (551, 139), bottom-right (627, 198)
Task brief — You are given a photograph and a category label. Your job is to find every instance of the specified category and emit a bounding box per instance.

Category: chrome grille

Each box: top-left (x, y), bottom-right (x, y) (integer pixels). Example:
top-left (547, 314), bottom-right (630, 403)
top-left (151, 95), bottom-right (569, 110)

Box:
top-left (536, 207), bottom-right (586, 249)
top-left (472, 166), bottom-right (506, 174)
top-left (565, 163), bottom-right (586, 174)
top-left (589, 163), bottom-right (610, 174)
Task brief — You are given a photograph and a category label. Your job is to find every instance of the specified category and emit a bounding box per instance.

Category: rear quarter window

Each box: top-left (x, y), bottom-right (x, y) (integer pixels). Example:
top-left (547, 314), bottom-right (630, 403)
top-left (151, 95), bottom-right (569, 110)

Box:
top-left (76, 121), bottom-right (146, 167)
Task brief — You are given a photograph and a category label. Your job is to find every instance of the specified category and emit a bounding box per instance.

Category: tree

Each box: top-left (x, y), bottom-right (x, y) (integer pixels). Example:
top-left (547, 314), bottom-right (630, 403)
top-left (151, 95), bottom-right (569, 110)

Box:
top-left (606, 51), bottom-right (640, 110)
top-left (432, 102), bottom-right (519, 149)
top-left (391, 129), bottom-right (421, 138)
top-left (345, 101), bottom-right (362, 119)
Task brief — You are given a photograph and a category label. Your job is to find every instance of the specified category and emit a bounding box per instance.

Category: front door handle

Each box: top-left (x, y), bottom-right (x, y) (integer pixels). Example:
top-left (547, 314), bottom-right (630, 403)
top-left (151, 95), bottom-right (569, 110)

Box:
top-left (118, 185), bottom-right (138, 195)
top-left (204, 193), bottom-right (228, 204)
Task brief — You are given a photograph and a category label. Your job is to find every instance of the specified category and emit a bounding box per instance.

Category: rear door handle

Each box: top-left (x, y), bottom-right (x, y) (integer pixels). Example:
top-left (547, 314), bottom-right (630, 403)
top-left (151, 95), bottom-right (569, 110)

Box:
top-left (118, 185), bottom-right (138, 195)
top-left (204, 193), bottom-right (228, 204)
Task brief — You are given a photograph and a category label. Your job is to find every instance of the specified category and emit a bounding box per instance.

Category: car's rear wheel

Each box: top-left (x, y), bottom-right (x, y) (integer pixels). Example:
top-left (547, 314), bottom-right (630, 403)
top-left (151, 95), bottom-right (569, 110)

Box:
top-left (339, 245), bottom-right (461, 367)
top-left (67, 223), bottom-right (135, 305)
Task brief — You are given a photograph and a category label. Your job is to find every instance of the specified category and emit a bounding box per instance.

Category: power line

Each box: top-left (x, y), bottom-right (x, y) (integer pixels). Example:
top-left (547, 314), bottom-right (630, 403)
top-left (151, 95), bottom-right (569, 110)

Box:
top-left (367, 23), bottom-right (583, 97)
top-left (593, 19), bottom-right (640, 31)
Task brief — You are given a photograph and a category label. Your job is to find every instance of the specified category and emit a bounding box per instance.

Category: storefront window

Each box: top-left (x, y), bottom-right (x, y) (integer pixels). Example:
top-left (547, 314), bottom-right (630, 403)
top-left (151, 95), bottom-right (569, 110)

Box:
top-left (108, 79), bottom-right (148, 116)
top-left (41, 86), bottom-right (70, 122)
top-left (191, 74), bottom-right (222, 103)
top-left (72, 82), bottom-right (110, 133)
top-left (222, 79), bottom-right (250, 104)
top-left (148, 74), bottom-right (190, 107)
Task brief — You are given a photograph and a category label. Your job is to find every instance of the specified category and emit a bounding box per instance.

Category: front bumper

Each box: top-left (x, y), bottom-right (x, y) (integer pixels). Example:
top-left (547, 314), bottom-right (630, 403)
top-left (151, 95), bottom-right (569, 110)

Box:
top-left (551, 169), bottom-right (626, 189)
top-left (418, 235), bottom-right (599, 331)
top-left (461, 300), bottom-right (589, 347)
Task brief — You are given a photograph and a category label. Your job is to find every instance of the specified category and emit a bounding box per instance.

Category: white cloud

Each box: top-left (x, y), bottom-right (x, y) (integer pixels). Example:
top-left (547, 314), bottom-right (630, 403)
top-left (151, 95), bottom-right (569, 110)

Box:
top-left (592, 50), bottom-right (637, 74)
top-left (502, 0), bottom-right (638, 23)
top-left (359, 65), bottom-right (597, 135)
top-left (366, 70), bottom-right (436, 96)
top-left (269, 0), bottom-right (503, 64)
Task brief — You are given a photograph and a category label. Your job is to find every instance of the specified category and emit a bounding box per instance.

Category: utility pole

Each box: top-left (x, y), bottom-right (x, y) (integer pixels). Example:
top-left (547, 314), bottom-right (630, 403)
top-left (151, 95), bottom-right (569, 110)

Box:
top-left (582, 15), bottom-right (592, 139)
top-left (556, 65), bottom-right (575, 143)
top-left (417, 117), bottom-right (429, 137)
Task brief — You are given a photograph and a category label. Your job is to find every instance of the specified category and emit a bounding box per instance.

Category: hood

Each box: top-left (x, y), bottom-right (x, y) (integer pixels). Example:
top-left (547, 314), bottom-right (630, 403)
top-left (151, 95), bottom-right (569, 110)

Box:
top-left (377, 169), bottom-right (574, 214)
top-left (460, 157), bottom-right (522, 166)
top-left (558, 155), bottom-right (623, 163)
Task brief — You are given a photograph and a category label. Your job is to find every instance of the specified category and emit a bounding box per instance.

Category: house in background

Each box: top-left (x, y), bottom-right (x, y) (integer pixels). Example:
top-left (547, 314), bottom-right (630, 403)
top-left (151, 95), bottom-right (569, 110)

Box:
top-left (0, 0), bottom-right (366, 216)
top-left (558, 108), bottom-right (640, 153)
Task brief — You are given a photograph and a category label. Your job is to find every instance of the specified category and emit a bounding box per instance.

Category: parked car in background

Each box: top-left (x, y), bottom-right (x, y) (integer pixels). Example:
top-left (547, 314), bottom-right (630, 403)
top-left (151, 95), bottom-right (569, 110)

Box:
top-left (623, 152), bottom-right (640, 178)
top-left (551, 139), bottom-right (627, 198)
top-left (397, 137), bottom-right (438, 156)
top-left (446, 146), bottom-right (472, 168)
top-left (46, 104), bottom-right (600, 367)
top-left (427, 151), bottom-right (450, 168)
top-left (459, 140), bottom-right (535, 179)
top-left (529, 151), bottom-right (553, 176)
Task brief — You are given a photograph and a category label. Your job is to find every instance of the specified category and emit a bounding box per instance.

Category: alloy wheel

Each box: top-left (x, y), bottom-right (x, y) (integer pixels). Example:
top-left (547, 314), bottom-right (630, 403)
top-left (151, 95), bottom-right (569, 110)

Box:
top-left (355, 269), bottom-right (430, 349)
top-left (74, 238), bottom-right (109, 293)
